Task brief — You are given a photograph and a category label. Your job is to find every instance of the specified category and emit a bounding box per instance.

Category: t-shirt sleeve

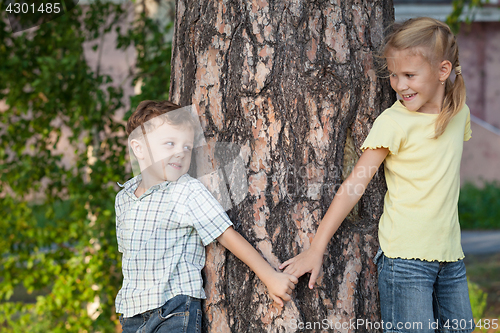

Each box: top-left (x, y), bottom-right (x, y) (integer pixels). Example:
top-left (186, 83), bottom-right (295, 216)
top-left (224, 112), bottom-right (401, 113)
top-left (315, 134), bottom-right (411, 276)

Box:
top-left (464, 110), bottom-right (472, 141)
top-left (186, 183), bottom-right (233, 246)
top-left (361, 114), bottom-right (405, 155)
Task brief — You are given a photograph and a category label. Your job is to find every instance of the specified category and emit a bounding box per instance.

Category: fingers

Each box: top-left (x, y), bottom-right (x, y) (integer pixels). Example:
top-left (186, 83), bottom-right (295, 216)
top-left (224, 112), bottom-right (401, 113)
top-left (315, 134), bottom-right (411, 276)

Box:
top-left (308, 268), bottom-right (319, 289)
top-left (284, 264), bottom-right (307, 278)
top-left (271, 294), bottom-right (284, 308)
top-left (283, 264), bottom-right (301, 276)
top-left (268, 269), bottom-right (319, 308)
top-left (279, 258), bottom-right (294, 270)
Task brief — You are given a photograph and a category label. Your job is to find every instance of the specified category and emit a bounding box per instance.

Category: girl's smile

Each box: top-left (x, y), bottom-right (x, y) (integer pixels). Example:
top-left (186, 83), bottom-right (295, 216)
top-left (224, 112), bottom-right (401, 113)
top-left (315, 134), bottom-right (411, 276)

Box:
top-left (401, 93), bottom-right (417, 100)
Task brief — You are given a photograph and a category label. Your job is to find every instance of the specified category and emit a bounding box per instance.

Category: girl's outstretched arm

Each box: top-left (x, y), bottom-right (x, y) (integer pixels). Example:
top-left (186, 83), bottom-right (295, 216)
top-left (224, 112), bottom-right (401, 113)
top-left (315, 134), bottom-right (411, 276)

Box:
top-left (279, 147), bottom-right (389, 289)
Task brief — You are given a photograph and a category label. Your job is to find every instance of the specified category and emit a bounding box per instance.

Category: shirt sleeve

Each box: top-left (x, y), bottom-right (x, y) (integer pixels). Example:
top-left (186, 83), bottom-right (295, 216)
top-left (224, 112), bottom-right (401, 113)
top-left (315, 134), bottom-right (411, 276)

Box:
top-left (186, 182), bottom-right (233, 246)
top-left (115, 192), bottom-right (125, 253)
top-left (361, 114), bottom-right (406, 155)
top-left (464, 110), bottom-right (472, 142)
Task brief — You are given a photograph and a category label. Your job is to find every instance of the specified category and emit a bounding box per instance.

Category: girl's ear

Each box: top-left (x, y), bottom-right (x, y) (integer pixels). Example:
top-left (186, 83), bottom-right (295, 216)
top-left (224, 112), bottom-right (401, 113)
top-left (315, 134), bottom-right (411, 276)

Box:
top-left (438, 59), bottom-right (452, 82)
top-left (130, 139), bottom-right (145, 160)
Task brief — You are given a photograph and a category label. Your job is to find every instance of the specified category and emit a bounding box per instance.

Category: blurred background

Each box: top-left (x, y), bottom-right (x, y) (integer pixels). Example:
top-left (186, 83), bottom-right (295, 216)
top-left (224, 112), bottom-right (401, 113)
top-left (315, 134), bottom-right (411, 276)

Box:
top-left (395, 1), bottom-right (500, 329)
top-left (1, 0), bottom-right (499, 332)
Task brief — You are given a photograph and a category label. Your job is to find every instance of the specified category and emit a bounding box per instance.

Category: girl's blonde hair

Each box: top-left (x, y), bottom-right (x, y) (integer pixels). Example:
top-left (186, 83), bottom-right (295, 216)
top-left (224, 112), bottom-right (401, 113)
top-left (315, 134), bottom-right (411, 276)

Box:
top-left (382, 17), bottom-right (465, 138)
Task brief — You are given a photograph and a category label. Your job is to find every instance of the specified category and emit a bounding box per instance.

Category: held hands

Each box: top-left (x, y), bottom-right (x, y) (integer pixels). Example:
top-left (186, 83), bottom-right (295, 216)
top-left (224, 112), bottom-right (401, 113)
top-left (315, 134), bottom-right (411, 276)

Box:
top-left (264, 271), bottom-right (298, 307)
top-left (215, 227), bottom-right (299, 308)
top-left (279, 247), bottom-right (324, 290)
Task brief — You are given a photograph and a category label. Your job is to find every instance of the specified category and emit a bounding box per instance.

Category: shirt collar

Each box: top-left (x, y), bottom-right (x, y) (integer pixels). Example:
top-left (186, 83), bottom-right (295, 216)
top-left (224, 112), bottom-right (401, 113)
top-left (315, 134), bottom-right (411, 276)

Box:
top-left (117, 173), bottom-right (192, 197)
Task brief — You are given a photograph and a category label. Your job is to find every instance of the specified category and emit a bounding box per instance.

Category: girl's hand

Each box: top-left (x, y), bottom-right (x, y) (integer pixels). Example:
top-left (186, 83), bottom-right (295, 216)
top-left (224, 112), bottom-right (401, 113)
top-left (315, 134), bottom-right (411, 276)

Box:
top-left (280, 148), bottom-right (388, 289)
top-left (279, 247), bottom-right (324, 289)
top-left (264, 271), bottom-right (298, 307)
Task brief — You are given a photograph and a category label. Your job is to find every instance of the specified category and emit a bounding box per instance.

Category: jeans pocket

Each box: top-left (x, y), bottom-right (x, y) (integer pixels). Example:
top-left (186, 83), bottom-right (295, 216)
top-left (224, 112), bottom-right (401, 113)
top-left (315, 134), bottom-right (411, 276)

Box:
top-left (159, 311), bottom-right (187, 321)
top-left (158, 295), bottom-right (189, 320)
top-left (158, 310), bottom-right (188, 332)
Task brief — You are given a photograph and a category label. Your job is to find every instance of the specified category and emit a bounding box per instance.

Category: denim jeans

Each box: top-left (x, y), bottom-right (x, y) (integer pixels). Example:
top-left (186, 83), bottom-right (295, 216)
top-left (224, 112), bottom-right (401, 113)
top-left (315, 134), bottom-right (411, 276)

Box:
top-left (376, 249), bottom-right (475, 333)
top-left (119, 295), bottom-right (202, 333)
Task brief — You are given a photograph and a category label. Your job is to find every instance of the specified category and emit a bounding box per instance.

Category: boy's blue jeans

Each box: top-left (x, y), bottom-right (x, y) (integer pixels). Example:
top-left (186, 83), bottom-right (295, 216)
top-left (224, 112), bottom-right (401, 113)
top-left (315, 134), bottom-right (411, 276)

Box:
top-left (119, 295), bottom-right (202, 333)
top-left (376, 249), bottom-right (475, 333)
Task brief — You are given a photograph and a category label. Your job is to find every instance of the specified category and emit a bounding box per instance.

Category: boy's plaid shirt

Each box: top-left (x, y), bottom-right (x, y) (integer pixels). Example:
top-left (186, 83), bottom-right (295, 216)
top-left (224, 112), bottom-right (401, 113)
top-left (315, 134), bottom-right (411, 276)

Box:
top-left (115, 173), bottom-right (232, 318)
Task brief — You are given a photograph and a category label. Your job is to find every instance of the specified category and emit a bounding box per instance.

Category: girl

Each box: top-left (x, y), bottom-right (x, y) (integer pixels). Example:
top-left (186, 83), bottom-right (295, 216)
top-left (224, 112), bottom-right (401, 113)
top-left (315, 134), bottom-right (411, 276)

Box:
top-left (280, 17), bottom-right (474, 333)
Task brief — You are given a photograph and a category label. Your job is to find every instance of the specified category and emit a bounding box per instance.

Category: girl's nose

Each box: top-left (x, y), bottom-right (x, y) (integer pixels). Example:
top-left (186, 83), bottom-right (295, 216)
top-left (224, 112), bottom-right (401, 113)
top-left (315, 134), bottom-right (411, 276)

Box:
top-left (397, 79), bottom-right (408, 91)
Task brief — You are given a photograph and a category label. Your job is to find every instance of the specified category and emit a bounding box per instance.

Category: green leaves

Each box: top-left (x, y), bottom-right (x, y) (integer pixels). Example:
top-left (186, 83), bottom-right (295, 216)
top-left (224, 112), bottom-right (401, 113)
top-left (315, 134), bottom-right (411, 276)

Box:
top-left (459, 181), bottom-right (500, 230)
top-left (467, 278), bottom-right (488, 319)
top-left (0, 0), bottom-right (173, 331)
top-left (446, 0), bottom-right (484, 34)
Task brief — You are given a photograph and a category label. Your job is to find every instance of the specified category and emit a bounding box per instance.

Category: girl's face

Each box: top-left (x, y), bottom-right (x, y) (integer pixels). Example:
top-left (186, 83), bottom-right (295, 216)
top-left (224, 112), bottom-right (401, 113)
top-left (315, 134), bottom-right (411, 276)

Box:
top-left (386, 48), bottom-right (445, 114)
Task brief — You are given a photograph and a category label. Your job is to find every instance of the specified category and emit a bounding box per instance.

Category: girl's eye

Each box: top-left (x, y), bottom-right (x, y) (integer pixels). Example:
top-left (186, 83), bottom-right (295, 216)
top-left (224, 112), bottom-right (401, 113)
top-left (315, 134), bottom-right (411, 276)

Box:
top-left (406, 74), bottom-right (414, 78)
top-left (165, 142), bottom-right (174, 146)
top-left (184, 146), bottom-right (193, 151)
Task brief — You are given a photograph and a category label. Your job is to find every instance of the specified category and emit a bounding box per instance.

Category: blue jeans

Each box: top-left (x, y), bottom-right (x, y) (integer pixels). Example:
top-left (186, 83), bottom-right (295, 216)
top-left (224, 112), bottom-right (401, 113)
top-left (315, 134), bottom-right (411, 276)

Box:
top-left (119, 295), bottom-right (202, 333)
top-left (376, 249), bottom-right (475, 333)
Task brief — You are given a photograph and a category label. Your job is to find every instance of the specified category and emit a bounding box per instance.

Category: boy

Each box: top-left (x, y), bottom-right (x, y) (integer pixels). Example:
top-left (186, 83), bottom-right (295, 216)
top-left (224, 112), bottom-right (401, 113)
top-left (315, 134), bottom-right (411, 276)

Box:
top-left (115, 100), bottom-right (297, 333)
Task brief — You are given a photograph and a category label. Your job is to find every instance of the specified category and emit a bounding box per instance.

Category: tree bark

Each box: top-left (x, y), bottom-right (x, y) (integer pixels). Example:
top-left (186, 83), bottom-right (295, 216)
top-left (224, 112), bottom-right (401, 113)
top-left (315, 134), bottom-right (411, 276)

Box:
top-left (170, 1), bottom-right (395, 332)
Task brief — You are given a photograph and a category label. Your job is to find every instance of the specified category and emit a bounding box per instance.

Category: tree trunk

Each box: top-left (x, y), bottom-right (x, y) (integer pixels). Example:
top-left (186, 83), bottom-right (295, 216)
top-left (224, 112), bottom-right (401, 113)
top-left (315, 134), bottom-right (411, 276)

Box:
top-left (170, 1), bottom-right (395, 332)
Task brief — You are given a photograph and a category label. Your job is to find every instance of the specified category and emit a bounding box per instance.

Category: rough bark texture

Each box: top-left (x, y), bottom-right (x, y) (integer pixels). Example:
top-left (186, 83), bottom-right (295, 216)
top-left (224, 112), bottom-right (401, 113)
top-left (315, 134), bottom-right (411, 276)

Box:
top-left (170, 1), bottom-right (395, 332)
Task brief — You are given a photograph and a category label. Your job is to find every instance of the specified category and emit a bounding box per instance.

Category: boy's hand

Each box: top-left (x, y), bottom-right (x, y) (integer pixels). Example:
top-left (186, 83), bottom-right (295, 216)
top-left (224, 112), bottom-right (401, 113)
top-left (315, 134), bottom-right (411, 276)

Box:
top-left (279, 247), bottom-right (324, 289)
top-left (216, 227), bottom-right (299, 307)
top-left (264, 271), bottom-right (298, 307)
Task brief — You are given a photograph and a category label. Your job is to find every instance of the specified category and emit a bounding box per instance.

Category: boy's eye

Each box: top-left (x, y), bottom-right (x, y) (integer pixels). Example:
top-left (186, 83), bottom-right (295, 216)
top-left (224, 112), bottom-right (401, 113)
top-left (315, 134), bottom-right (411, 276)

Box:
top-left (406, 74), bottom-right (414, 78)
top-left (165, 142), bottom-right (174, 146)
top-left (184, 146), bottom-right (193, 151)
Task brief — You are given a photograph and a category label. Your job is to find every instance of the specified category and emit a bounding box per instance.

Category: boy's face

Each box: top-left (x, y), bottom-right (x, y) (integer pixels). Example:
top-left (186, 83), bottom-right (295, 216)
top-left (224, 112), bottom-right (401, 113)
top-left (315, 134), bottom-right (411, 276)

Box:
top-left (134, 120), bottom-right (194, 182)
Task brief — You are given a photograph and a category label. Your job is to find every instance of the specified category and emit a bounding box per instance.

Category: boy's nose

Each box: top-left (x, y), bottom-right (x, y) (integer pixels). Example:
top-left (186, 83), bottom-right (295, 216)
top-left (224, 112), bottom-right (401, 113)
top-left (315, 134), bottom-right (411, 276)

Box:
top-left (174, 149), bottom-right (185, 158)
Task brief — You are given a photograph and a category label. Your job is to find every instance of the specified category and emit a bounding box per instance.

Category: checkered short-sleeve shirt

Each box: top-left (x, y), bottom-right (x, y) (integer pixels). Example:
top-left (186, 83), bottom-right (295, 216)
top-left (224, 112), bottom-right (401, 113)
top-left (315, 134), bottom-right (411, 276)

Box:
top-left (115, 173), bottom-right (233, 318)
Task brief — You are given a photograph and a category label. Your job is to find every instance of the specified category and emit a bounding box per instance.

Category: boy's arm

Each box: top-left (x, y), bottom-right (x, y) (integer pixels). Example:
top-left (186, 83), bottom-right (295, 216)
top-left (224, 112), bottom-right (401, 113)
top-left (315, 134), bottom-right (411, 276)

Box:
top-left (217, 227), bottom-right (298, 307)
top-left (279, 148), bottom-right (389, 289)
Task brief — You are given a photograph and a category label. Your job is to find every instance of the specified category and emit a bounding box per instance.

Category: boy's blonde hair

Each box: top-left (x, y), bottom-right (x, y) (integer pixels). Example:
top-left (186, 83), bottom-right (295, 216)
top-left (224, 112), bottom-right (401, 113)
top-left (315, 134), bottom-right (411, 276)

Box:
top-left (382, 17), bottom-right (465, 138)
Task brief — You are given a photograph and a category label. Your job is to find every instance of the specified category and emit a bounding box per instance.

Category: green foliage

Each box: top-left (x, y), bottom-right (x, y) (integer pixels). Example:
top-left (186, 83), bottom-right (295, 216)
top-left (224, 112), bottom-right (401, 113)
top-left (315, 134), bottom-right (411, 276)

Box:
top-left (0, 0), bottom-right (174, 331)
top-left (116, 12), bottom-right (174, 118)
top-left (446, 0), bottom-right (484, 34)
top-left (459, 182), bottom-right (500, 230)
top-left (467, 278), bottom-right (488, 320)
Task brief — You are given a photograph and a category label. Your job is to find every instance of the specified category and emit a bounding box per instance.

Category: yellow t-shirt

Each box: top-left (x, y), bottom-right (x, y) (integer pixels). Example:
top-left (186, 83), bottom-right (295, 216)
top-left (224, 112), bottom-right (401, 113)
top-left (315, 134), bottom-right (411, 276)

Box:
top-left (361, 100), bottom-right (472, 262)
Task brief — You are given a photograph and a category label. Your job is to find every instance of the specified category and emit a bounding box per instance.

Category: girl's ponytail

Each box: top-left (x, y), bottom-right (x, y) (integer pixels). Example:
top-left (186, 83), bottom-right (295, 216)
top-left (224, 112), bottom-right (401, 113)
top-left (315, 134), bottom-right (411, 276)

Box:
top-left (434, 34), bottom-right (466, 139)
